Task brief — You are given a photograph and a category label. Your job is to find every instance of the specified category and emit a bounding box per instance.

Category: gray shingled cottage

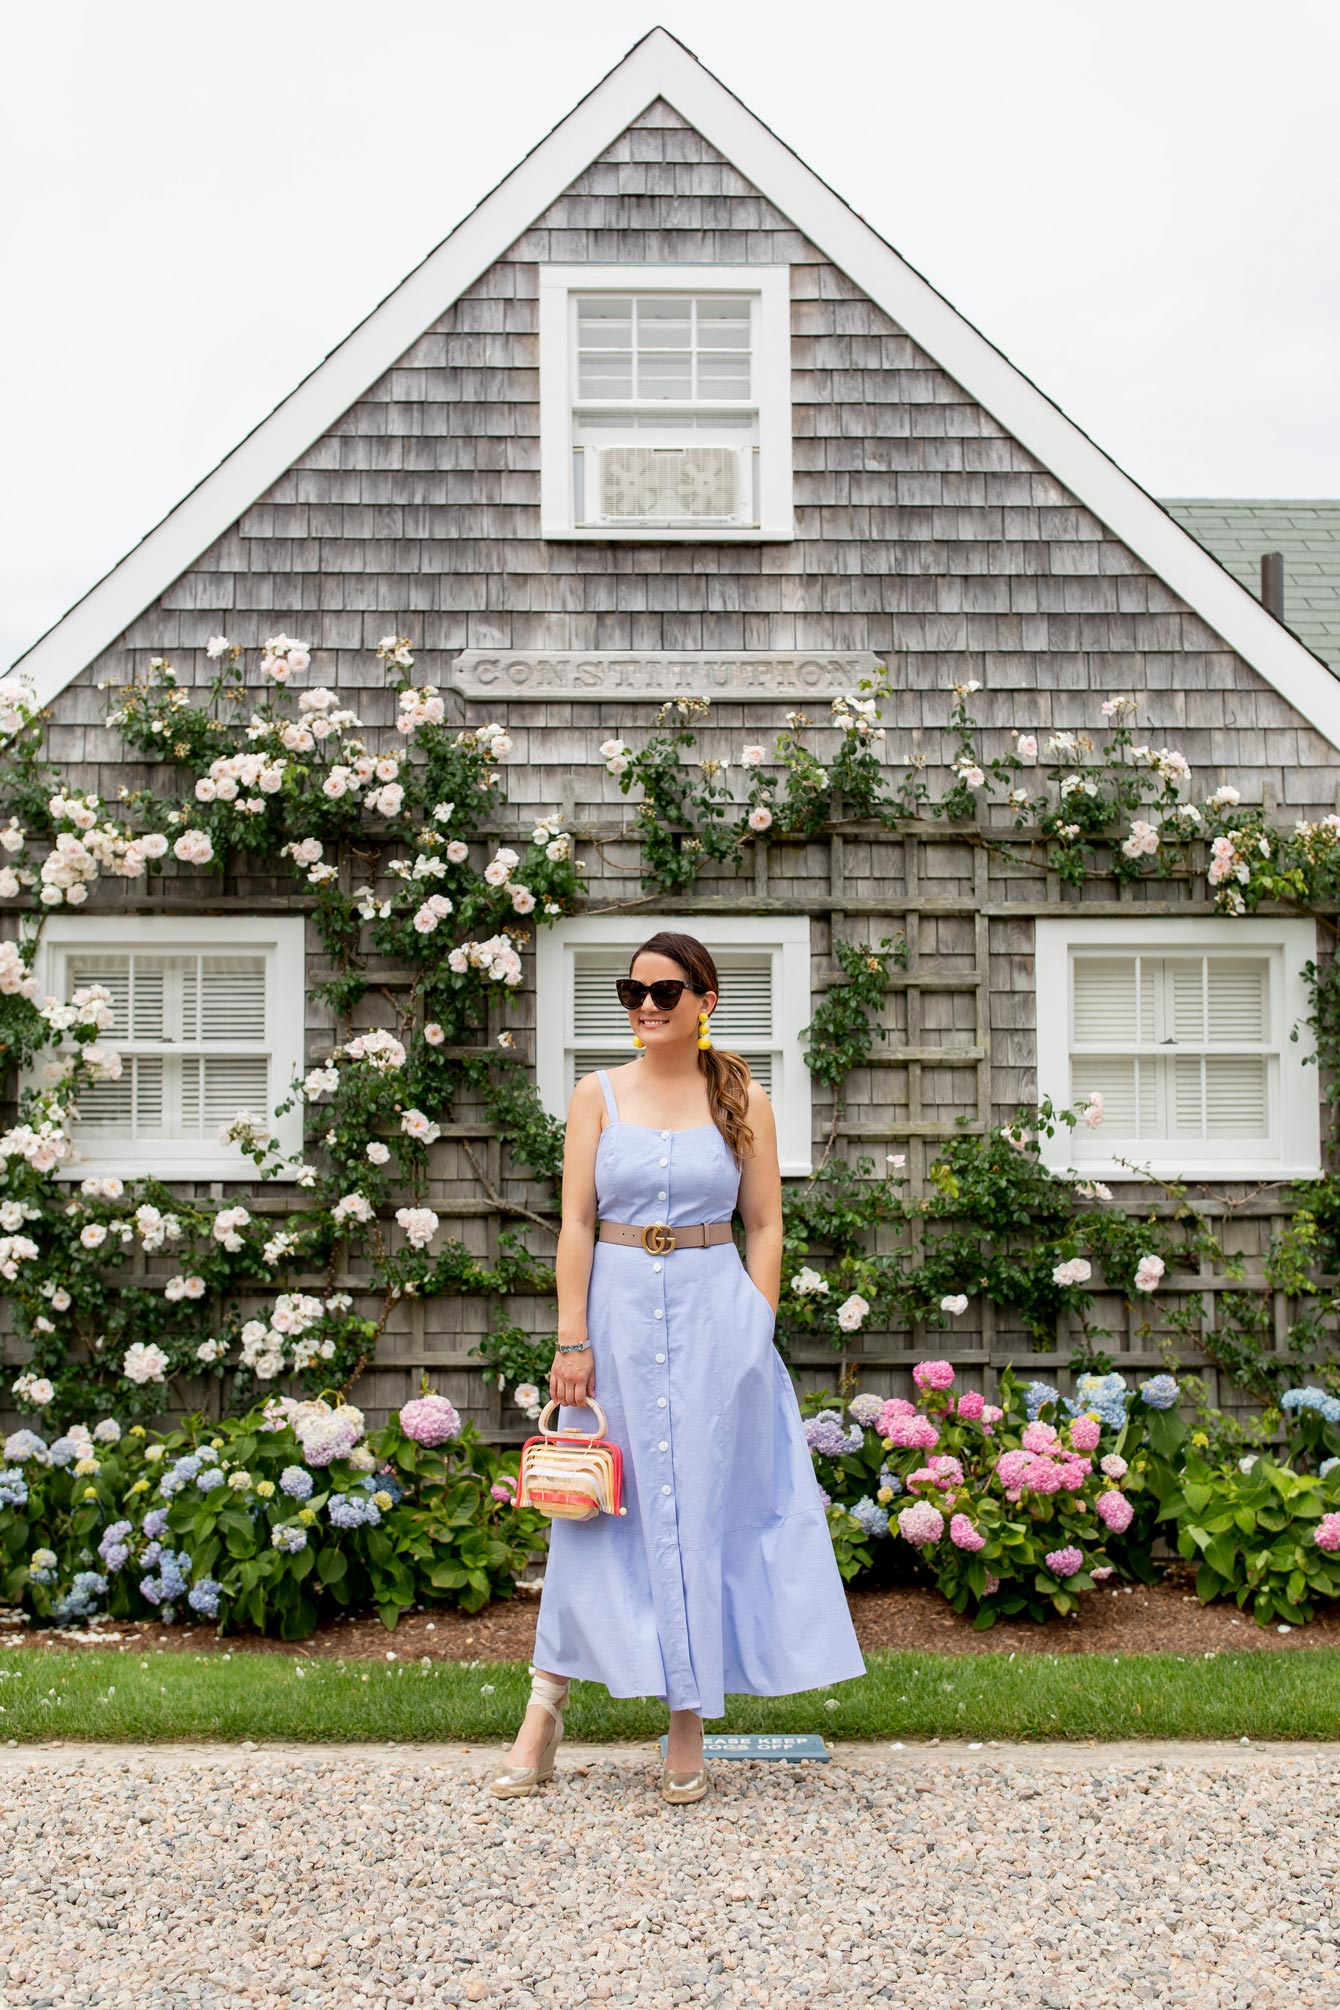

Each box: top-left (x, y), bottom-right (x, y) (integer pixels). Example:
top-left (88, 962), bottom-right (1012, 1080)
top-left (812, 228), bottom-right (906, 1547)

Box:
top-left (8, 28), bottom-right (1340, 1442)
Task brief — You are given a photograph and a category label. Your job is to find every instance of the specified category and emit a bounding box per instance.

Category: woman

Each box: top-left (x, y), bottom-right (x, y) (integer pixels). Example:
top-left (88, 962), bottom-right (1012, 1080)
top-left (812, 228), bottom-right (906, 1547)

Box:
top-left (489, 931), bottom-right (867, 1802)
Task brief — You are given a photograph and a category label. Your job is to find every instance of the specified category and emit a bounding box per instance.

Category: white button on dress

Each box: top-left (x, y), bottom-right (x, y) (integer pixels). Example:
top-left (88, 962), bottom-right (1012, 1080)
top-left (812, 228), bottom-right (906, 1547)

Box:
top-left (657, 1396), bottom-right (667, 1407)
top-left (655, 1352), bottom-right (665, 1363)
top-left (661, 1484), bottom-right (671, 1495)
top-left (656, 1189), bottom-right (666, 1201)
top-left (659, 1156), bottom-right (668, 1167)
top-left (659, 1440), bottom-right (669, 1451)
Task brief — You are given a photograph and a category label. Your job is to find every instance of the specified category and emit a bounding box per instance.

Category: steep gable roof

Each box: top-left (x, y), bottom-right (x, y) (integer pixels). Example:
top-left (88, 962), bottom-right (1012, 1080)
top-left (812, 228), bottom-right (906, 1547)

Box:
top-left (16, 26), bottom-right (1340, 751)
top-left (1161, 498), bottom-right (1340, 676)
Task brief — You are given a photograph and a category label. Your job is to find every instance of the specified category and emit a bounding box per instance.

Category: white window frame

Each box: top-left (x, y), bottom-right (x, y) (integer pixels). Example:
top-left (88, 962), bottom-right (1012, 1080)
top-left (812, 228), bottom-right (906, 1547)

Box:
top-left (1035, 916), bottom-right (1320, 1181)
top-left (535, 913), bottom-right (812, 1174)
top-left (538, 264), bottom-right (794, 541)
top-left (28, 915), bottom-right (307, 1183)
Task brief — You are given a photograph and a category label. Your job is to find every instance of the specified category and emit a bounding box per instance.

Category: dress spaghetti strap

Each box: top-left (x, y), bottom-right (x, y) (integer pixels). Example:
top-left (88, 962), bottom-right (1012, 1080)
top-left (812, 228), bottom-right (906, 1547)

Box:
top-left (595, 1067), bottom-right (621, 1125)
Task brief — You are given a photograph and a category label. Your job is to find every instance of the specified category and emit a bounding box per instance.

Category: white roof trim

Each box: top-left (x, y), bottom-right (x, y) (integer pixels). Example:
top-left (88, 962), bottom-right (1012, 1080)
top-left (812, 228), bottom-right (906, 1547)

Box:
top-left (16, 26), bottom-right (1340, 752)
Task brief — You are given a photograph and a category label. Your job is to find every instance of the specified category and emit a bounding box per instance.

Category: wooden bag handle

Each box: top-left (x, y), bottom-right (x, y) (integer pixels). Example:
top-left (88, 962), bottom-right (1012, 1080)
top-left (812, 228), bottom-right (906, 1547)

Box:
top-left (536, 1396), bottom-right (608, 1444)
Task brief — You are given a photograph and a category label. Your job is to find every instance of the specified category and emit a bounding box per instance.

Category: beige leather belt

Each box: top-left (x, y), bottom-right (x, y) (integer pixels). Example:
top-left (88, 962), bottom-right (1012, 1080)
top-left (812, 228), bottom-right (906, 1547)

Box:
top-left (597, 1219), bottom-right (735, 1255)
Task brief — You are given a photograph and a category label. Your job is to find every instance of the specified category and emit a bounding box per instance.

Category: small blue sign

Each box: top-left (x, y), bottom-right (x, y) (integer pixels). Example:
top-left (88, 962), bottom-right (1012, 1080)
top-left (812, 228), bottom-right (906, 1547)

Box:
top-left (658, 1733), bottom-right (830, 1762)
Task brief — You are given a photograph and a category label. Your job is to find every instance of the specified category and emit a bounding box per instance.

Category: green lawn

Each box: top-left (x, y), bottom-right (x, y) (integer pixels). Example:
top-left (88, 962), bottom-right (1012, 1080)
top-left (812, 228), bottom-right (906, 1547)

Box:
top-left (4, 1646), bottom-right (1340, 1743)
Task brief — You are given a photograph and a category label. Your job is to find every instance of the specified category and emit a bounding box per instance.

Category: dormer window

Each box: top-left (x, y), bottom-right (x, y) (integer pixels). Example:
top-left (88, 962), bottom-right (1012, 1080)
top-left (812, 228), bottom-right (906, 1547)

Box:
top-left (538, 265), bottom-right (793, 541)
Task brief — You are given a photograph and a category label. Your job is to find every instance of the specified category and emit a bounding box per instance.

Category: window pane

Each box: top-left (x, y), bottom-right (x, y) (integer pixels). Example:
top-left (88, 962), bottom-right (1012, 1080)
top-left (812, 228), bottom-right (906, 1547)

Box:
top-left (697, 297), bottom-right (751, 346)
top-left (636, 297), bottom-right (691, 346)
top-left (576, 352), bottom-right (634, 399)
top-left (697, 354), bottom-right (752, 400)
top-left (638, 353), bottom-right (693, 399)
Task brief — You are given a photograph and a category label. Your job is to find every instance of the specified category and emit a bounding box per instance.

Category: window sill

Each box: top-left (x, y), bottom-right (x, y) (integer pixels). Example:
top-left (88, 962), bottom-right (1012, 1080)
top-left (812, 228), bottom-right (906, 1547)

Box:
top-left (1048, 1158), bottom-right (1323, 1183)
top-left (541, 522), bottom-right (794, 543)
top-left (55, 1158), bottom-right (301, 1184)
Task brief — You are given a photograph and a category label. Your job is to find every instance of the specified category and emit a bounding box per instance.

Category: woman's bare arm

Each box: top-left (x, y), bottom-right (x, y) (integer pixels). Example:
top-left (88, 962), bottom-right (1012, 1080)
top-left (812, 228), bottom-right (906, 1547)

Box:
top-left (549, 1071), bottom-right (603, 1407)
top-left (735, 1081), bottom-right (783, 1315)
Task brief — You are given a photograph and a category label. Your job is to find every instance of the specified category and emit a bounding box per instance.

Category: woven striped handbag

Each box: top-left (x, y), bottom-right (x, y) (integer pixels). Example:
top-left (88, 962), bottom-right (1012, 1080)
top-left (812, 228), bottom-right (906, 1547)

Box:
top-left (516, 1398), bottom-right (628, 1522)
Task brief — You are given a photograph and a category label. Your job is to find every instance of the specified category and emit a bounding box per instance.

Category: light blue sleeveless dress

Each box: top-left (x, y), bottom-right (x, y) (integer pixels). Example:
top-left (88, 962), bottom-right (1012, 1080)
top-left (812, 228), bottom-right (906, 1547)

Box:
top-left (530, 1066), bottom-right (868, 1721)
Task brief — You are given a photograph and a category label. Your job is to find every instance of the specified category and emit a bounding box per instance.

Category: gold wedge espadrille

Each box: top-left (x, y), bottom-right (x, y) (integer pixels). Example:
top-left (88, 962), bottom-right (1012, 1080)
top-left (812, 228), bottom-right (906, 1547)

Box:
top-left (488, 1672), bottom-right (570, 1797)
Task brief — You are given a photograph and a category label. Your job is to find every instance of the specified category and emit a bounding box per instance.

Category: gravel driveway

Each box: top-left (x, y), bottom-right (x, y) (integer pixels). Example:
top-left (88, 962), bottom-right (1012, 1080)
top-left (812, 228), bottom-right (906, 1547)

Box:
top-left (2, 1740), bottom-right (1337, 2008)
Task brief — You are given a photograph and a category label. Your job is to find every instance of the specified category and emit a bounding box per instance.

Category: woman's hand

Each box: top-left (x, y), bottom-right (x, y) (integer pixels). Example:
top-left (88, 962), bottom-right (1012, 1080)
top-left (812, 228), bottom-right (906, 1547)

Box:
top-left (550, 1343), bottom-right (595, 1410)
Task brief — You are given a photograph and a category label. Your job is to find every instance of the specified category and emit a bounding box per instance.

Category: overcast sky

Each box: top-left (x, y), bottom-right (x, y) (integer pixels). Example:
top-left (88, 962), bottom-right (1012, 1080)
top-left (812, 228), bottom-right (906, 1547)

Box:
top-left (4, 0), bottom-right (1338, 671)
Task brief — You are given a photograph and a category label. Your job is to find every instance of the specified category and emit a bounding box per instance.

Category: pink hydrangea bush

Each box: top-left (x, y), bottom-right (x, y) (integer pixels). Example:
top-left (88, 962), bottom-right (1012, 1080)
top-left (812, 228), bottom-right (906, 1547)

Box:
top-left (802, 1360), bottom-right (1154, 1625)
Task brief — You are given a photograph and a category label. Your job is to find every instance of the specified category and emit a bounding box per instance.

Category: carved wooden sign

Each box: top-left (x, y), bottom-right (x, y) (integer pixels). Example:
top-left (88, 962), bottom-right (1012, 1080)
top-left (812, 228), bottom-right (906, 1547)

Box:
top-left (450, 650), bottom-right (885, 702)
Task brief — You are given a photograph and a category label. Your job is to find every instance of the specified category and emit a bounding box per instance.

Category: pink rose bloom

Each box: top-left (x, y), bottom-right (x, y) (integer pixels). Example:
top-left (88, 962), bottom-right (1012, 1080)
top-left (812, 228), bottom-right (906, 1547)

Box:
top-left (1097, 1489), bottom-right (1134, 1532)
top-left (1045, 1546), bottom-right (1083, 1578)
top-left (1133, 1253), bottom-right (1166, 1293)
top-left (912, 1358), bottom-right (956, 1392)
top-left (897, 1500), bottom-right (945, 1546)
top-left (955, 1390), bottom-right (986, 1421)
top-left (1069, 1415), bottom-right (1102, 1452)
top-left (399, 1393), bottom-right (462, 1447)
top-left (949, 1513), bottom-right (985, 1551)
top-left (1314, 1513), bottom-right (1340, 1553)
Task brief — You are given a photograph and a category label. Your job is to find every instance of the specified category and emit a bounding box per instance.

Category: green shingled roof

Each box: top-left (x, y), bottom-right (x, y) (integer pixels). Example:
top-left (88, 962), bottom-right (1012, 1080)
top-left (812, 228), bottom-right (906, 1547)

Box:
top-left (1161, 498), bottom-right (1340, 677)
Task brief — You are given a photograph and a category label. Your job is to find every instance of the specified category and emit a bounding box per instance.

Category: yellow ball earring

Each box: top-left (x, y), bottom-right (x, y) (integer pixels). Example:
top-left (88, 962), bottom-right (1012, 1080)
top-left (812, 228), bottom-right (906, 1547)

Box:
top-left (697, 1010), bottom-right (712, 1052)
top-left (632, 1030), bottom-right (645, 1049)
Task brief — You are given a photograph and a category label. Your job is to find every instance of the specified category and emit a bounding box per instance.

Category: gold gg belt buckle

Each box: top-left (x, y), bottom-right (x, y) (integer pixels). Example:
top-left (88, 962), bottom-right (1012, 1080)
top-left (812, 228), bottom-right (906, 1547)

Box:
top-left (640, 1222), bottom-right (676, 1254)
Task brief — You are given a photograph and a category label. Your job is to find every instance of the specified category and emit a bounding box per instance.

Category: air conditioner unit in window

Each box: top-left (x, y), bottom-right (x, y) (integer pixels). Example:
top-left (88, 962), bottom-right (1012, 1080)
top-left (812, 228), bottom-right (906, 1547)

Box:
top-left (576, 444), bottom-right (756, 527)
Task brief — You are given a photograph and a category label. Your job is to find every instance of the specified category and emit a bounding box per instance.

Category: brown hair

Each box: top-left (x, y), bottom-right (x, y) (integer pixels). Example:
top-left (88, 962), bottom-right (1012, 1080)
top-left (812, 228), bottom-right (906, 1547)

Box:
top-left (629, 931), bottom-right (756, 1168)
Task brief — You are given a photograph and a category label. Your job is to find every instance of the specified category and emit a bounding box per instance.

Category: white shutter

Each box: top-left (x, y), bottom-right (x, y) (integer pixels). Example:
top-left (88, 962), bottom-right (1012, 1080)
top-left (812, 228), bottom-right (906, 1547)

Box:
top-left (1070, 947), bottom-right (1274, 1154)
top-left (60, 949), bottom-right (272, 1142)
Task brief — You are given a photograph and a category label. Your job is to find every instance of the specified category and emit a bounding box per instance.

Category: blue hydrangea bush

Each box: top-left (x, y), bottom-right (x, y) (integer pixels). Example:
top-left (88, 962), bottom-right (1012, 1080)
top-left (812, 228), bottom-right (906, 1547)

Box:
top-left (1, 1384), bottom-right (546, 1639)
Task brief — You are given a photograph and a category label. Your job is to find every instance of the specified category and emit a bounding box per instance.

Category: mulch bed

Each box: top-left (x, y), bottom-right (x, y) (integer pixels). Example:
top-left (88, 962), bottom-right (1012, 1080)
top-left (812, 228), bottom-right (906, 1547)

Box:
top-left (5, 1563), bottom-right (1340, 1660)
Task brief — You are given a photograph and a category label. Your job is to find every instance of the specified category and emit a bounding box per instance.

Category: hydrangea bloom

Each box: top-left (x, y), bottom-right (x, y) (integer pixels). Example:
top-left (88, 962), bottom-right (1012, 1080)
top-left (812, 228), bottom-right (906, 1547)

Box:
top-left (1139, 1374), bottom-right (1181, 1411)
top-left (1314, 1514), bottom-right (1340, 1553)
top-left (803, 1409), bottom-right (865, 1458)
top-left (188, 1577), bottom-right (223, 1617)
top-left (142, 1507), bottom-right (169, 1539)
top-left (271, 1524), bottom-right (308, 1553)
top-left (0, 1467), bottom-right (29, 1508)
top-left (1096, 1489), bottom-right (1135, 1533)
top-left (279, 1465), bottom-right (314, 1500)
top-left (327, 1492), bottom-right (381, 1529)
top-left (897, 1500), bottom-right (945, 1546)
top-left (1045, 1546), bottom-right (1083, 1578)
top-left (1320, 1456), bottom-right (1340, 1479)
top-left (1022, 1381), bottom-right (1062, 1421)
top-left (1281, 1387), bottom-right (1340, 1424)
top-left (399, 1393), bottom-right (462, 1447)
top-left (1064, 1373), bottom-right (1130, 1430)
top-left (97, 1520), bottom-right (133, 1570)
top-left (912, 1359), bottom-right (955, 1392)
top-left (4, 1430), bottom-right (48, 1463)
top-left (1069, 1414), bottom-right (1102, 1452)
top-left (51, 1569), bottom-right (108, 1625)
top-left (955, 1390), bottom-right (986, 1422)
top-left (848, 1497), bottom-right (890, 1538)
top-left (847, 1393), bottom-right (885, 1427)
top-left (196, 1467), bottom-right (227, 1493)
top-left (949, 1513), bottom-right (986, 1551)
